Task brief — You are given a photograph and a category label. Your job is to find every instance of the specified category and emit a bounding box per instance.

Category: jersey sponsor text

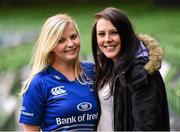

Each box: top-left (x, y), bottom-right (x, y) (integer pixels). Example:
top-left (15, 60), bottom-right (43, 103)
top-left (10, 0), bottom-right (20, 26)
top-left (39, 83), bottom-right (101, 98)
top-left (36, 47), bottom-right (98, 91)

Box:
top-left (56, 112), bottom-right (98, 125)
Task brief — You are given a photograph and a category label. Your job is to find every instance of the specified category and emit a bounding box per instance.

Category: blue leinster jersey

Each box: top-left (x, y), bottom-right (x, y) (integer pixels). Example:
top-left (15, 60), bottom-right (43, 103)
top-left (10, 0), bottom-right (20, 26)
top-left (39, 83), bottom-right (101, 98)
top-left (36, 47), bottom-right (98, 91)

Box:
top-left (19, 62), bottom-right (100, 131)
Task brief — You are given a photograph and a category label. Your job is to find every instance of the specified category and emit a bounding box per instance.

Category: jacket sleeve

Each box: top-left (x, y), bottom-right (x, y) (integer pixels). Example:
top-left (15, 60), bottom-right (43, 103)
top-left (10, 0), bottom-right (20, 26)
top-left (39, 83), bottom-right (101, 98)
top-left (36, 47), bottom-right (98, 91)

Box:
top-left (128, 68), bottom-right (164, 130)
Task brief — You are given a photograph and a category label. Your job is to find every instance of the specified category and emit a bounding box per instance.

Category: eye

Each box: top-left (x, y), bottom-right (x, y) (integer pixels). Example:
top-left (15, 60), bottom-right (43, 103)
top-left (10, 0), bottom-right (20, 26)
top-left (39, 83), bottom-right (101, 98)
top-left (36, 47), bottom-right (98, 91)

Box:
top-left (97, 32), bottom-right (105, 37)
top-left (111, 31), bottom-right (118, 35)
top-left (71, 34), bottom-right (77, 40)
top-left (58, 38), bottom-right (65, 44)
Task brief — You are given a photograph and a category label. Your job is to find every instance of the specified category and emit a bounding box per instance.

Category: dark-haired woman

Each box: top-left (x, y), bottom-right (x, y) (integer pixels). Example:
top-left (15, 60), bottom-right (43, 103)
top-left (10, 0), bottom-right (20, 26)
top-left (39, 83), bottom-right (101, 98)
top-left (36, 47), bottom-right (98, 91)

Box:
top-left (91, 7), bottom-right (170, 131)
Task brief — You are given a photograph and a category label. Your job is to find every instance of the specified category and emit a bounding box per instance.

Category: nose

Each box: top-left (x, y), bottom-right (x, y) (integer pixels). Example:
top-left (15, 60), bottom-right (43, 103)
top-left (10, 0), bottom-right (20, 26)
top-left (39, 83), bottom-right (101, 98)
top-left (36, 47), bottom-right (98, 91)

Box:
top-left (66, 39), bottom-right (74, 47)
top-left (105, 34), bottom-right (112, 43)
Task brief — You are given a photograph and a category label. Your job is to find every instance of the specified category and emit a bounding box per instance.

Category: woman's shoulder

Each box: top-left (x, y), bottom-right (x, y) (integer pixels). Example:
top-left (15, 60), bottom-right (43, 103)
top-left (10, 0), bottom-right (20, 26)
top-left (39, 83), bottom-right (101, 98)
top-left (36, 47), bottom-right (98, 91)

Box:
top-left (80, 61), bottom-right (95, 68)
top-left (80, 61), bottom-right (95, 71)
top-left (24, 72), bottom-right (47, 96)
top-left (80, 61), bottom-right (95, 77)
top-left (30, 70), bottom-right (49, 87)
top-left (127, 33), bottom-right (163, 88)
top-left (127, 59), bottom-right (163, 93)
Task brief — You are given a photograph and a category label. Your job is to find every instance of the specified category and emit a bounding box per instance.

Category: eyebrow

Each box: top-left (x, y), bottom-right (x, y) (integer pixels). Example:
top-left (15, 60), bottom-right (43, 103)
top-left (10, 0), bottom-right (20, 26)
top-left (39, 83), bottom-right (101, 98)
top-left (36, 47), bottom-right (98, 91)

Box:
top-left (97, 29), bottom-right (117, 32)
top-left (71, 32), bottom-right (78, 35)
top-left (60, 32), bottom-right (78, 38)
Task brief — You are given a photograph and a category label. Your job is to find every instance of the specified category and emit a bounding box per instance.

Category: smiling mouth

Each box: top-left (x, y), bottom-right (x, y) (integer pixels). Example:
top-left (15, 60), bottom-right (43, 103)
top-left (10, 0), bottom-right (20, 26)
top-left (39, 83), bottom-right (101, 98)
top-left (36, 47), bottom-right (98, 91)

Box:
top-left (104, 45), bottom-right (116, 51)
top-left (65, 47), bottom-right (77, 53)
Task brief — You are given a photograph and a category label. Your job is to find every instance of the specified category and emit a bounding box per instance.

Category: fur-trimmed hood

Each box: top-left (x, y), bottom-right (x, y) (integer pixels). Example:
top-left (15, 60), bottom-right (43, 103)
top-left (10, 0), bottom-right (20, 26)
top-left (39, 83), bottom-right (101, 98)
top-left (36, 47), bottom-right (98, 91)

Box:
top-left (138, 34), bottom-right (163, 74)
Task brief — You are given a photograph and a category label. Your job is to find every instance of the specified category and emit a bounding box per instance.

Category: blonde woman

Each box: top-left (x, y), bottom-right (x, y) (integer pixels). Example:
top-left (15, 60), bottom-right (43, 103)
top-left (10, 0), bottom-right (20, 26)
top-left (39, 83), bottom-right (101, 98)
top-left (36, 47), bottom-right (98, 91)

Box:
top-left (19, 14), bottom-right (100, 131)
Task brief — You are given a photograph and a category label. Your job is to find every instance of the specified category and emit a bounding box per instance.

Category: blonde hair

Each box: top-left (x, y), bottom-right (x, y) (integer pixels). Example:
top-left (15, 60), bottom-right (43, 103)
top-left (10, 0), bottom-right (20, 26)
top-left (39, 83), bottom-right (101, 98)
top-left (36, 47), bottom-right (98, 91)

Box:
top-left (21, 14), bottom-right (84, 94)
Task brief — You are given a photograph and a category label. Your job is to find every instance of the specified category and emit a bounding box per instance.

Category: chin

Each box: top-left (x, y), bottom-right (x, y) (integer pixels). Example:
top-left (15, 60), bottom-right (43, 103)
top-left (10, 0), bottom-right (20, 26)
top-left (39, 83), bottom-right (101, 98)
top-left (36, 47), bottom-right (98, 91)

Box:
top-left (67, 55), bottom-right (78, 61)
top-left (105, 54), bottom-right (116, 59)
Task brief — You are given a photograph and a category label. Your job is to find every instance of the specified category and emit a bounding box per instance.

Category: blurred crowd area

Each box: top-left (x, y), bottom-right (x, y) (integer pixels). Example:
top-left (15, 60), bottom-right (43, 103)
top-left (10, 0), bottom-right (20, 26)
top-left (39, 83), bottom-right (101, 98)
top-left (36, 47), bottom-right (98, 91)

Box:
top-left (0, 0), bottom-right (180, 130)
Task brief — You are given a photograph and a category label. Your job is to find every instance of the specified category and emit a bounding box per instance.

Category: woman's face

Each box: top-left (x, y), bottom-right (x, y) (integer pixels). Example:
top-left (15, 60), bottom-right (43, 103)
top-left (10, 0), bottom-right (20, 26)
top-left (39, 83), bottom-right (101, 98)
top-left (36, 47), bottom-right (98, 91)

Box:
top-left (52, 22), bottom-right (80, 64)
top-left (96, 18), bottom-right (121, 63)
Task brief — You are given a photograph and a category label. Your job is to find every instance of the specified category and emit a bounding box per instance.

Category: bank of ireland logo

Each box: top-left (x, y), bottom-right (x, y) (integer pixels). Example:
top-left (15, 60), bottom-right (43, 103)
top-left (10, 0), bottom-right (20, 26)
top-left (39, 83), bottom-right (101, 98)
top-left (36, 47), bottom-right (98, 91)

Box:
top-left (77, 102), bottom-right (92, 111)
top-left (51, 86), bottom-right (67, 97)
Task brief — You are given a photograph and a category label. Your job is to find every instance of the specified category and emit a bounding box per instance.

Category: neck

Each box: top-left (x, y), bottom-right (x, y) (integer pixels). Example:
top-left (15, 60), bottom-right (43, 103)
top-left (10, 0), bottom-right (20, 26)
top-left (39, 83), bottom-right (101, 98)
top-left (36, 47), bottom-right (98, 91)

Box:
top-left (51, 61), bottom-right (76, 81)
top-left (112, 57), bottom-right (117, 63)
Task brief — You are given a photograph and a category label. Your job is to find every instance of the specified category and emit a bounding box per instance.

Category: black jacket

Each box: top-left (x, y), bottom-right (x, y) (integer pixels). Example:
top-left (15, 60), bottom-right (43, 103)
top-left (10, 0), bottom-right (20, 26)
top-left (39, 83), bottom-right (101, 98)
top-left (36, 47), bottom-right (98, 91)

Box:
top-left (114, 34), bottom-right (170, 131)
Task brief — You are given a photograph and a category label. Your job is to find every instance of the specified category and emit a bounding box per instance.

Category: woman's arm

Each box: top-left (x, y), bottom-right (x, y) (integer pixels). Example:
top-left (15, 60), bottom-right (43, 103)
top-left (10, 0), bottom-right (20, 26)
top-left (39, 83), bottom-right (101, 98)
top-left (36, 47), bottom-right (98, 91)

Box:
top-left (23, 124), bottom-right (40, 131)
top-left (130, 71), bottom-right (166, 130)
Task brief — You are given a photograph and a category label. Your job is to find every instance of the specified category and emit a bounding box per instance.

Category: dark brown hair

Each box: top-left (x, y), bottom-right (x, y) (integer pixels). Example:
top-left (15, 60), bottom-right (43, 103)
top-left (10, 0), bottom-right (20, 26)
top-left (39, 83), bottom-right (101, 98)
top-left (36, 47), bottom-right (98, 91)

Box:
top-left (92, 7), bottom-right (140, 95)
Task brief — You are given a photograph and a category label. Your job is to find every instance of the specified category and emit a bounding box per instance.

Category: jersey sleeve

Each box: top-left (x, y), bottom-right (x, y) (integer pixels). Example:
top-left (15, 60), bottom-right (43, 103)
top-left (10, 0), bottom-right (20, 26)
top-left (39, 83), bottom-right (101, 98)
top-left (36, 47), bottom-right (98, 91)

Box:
top-left (19, 76), bottom-right (45, 125)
